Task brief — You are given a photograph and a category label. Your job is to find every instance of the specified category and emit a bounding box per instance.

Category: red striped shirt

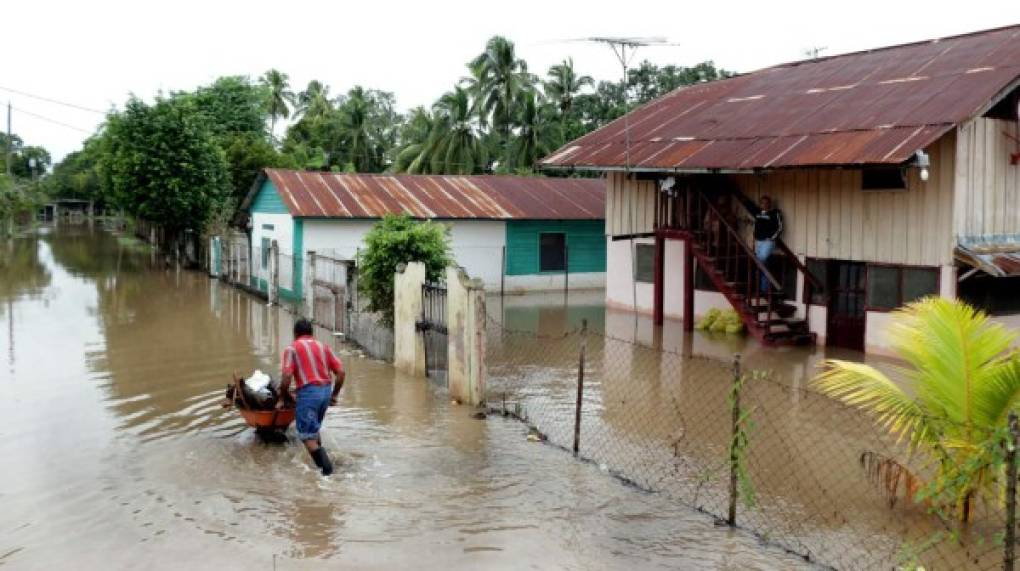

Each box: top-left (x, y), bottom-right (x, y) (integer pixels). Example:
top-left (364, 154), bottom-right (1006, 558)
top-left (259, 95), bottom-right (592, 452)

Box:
top-left (282, 336), bottom-right (343, 389)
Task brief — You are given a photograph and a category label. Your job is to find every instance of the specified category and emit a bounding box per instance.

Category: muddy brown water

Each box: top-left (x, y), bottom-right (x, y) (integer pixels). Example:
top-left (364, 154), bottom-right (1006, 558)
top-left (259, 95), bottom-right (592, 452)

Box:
top-left (487, 289), bottom-right (1006, 570)
top-left (0, 226), bottom-right (812, 570)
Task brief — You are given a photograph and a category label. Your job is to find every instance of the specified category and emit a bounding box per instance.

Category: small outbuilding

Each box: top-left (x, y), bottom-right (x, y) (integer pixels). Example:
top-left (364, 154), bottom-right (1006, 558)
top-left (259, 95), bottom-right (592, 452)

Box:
top-left (239, 169), bottom-right (606, 301)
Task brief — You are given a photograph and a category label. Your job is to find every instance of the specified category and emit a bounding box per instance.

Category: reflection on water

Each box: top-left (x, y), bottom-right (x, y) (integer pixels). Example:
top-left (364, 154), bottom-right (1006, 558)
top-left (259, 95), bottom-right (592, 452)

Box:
top-left (1, 226), bottom-right (807, 569)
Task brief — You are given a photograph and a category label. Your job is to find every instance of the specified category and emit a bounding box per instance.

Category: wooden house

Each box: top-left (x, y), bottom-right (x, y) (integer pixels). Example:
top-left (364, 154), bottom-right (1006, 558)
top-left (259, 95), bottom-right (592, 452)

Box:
top-left (541, 25), bottom-right (1020, 353)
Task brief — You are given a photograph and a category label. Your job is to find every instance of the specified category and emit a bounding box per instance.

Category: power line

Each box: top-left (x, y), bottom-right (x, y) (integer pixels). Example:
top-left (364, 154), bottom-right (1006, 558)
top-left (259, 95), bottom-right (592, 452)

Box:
top-left (0, 85), bottom-right (107, 115)
top-left (11, 105), bottom-right (94, 134)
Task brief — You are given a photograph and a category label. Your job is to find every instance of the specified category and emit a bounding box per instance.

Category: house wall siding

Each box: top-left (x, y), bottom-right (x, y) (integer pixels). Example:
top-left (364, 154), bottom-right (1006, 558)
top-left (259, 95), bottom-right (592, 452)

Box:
top-left (730, 133), bottom-right (957, 267)
top-left (954, 117), bottom-right (1020, 240)
top-left (505, 220), bottom-right (607, 275)
top-left (606, 172), bottom-right (657, 236)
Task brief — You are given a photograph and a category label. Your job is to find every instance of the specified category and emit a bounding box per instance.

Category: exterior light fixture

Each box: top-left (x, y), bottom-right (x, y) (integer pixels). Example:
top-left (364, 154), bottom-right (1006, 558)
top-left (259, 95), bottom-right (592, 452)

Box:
top-left (914, 150), bottom-right (930, 182)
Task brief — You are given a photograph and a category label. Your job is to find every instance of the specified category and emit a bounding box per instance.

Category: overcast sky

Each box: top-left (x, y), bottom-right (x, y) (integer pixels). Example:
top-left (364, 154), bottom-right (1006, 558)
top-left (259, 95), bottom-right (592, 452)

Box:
top-left (2, 0), bottom-right (1016, 163)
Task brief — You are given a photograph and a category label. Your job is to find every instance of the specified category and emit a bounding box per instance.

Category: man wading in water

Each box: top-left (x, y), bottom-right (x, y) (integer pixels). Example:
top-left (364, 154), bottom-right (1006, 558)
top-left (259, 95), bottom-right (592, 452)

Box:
top-left (277, 318), bottom-right (345, 475)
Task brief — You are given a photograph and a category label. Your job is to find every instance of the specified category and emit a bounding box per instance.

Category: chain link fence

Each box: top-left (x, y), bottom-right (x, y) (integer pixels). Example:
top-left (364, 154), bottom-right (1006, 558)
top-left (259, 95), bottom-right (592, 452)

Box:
top-left (485, 317), bottom-right (1015, 570)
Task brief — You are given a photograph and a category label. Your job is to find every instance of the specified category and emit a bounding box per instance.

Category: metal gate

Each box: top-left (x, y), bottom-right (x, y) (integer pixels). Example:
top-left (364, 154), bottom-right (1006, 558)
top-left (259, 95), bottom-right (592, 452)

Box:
top-left (416, 282), bottom-right (447, 381)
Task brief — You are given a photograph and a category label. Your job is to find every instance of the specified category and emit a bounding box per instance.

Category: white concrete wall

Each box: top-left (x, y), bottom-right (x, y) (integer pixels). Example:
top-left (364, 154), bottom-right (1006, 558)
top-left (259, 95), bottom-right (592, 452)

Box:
top-left (606, 237), bottom-right (655, 314)
top-left (448, 220), bottom-right (505, 289)
top-left (503, 272), bottom-right (605, 292)
top-left (303, 219), bottom-right (505, 287)
top-left (303, 219), bottom-right (376, 261)
top-left (250, 212), bottom-right (294, 288)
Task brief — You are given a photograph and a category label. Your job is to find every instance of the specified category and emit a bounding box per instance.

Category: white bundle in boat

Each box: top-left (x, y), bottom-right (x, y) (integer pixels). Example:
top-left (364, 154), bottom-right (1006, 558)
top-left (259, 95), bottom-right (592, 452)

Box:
top-left (244, 370), bottom-right (275, 406)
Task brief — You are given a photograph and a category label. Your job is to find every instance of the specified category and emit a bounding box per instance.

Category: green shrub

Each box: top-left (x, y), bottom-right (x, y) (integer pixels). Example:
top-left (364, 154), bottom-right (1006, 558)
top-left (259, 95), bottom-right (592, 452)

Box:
top-left (357, 214), bottom-right (453, 324)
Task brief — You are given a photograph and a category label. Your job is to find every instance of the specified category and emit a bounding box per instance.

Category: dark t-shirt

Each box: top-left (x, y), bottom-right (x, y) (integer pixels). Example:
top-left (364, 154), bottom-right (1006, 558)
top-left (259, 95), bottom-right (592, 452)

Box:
top-left (753, 208), bottom-right (783, 241)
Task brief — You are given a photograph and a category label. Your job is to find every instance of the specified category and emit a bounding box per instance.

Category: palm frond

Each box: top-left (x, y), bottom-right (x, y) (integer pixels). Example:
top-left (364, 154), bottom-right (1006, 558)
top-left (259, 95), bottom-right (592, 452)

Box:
top-left (814, 359), bottom-right (934, 450)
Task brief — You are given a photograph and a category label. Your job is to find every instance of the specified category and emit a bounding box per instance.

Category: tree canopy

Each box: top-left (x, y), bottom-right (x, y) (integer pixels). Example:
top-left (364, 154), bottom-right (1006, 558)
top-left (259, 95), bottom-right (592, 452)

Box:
top-left (43, 35), bottom-right (734, 236)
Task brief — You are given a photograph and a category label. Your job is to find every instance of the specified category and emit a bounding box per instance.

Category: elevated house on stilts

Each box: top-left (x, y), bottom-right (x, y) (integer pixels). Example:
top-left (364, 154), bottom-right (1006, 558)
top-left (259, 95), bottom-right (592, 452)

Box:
top-left (541, 24), bottom-right (1020, 353)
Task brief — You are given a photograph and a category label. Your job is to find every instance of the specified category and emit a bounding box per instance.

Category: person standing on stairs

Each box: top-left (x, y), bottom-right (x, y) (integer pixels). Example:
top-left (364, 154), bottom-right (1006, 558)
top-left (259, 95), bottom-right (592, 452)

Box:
top-left (751, 195), bottom-right (783, 294)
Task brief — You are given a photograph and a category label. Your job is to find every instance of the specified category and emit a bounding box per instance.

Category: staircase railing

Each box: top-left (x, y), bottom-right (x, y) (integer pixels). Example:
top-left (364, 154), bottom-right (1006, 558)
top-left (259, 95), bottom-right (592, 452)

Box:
top-left (728, 191), bottom-right (824, 294)
top-left (691, 189), bottom-right (784, 332)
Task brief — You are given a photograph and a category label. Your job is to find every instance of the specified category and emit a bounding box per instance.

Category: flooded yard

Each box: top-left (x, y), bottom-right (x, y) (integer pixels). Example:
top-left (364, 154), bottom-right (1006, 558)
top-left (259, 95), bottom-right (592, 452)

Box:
top-left (0, 226), bottom-right (809, 570)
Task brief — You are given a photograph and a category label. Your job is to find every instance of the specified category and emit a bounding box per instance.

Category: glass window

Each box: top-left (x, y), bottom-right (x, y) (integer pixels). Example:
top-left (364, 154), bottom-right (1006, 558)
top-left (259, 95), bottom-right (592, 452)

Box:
top-left (539, 233), bottom-right (566, 272)
top-left (902, 267), bottom-right (939, 304)
top-left (867, 266), bottom-right (900, 310)
top-left (261, 237), bottom-right (270, 269)
top-left (805, 258), bottom-right (828, 305)
top-left (634, 244), bottom-right (655, 283)
top-left (959, 275), bottom-right (1020, 315)
top-left (862, 167), bottom-right (906, 190)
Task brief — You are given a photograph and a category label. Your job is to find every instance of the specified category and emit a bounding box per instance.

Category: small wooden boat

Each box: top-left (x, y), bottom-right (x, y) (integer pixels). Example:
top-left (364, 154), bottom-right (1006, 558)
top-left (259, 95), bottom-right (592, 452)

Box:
top-left (238, 407), bottom-right (295, 430)
top-left (229, 373), bottom-right (295, 431)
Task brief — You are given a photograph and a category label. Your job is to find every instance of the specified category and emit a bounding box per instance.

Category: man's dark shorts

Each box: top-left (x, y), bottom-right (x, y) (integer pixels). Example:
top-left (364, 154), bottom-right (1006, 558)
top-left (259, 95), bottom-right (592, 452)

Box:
top-left (295, 383), bottom-right (332, 440)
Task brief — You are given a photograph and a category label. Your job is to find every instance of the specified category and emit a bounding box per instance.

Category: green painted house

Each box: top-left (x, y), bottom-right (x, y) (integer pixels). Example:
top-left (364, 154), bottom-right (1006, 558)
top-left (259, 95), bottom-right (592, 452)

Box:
top-left (239, 169), bottom-right (606, 299)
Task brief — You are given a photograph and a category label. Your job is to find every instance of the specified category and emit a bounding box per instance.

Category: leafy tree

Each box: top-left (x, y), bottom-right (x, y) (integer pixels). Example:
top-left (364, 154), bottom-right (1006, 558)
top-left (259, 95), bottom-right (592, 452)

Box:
top-left (357, 214), bottom-right (453, 323)
top-left (222, 132), bottom-right (294, 203)
top-left (627, 60), bottom-right (734, 104)
top-left (336, 86), bottom-right (402, 172)
top-left (545, 57), bottom-right (592, 115)
top-left (45, 138), bottom-right (103, 202)
top-left (260, 69), bottom-right (295, 142)
top-left (98, 96), bottom-right (231, 235)
top-left (510, 90), bottom-right (561, 170)
top-left (468, 36), bottom-right (536, 168)
top-left (183, 75), bottom-right (268, 139)
top-left (392, 106), bottom-right (439, 174)
top-left (814, 297), bottom-right (1020, 521)
top-left (429, 87), bottom-right (488, 174)
top-left (294, 80), bottom-right (333, 121)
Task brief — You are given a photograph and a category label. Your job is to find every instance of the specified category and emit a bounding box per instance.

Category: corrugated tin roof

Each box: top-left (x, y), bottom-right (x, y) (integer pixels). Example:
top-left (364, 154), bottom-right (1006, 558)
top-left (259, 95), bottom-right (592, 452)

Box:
top-left (542, 24), bottom-right (1020, 171)
top-left (254, 170), bottom-right (605, 220)
top-left (956, 235), bottom-right (1020, 277)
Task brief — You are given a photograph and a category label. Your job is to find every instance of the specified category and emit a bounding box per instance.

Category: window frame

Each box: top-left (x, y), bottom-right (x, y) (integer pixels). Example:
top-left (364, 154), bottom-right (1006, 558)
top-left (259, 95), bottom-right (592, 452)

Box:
top-left (802, 257), bottom-right (829, 306)
top-left (864, 262), bottom-right (941, 312)
top-left (538, 232), bottom-right (567, 273)
top-left (634, 243), bottom-right (655, 284)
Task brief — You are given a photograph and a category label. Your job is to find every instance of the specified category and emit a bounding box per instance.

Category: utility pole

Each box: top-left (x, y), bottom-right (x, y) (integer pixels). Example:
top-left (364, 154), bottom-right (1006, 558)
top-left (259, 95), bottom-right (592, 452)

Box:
top-left (5, 101), bottom-right (11, 177)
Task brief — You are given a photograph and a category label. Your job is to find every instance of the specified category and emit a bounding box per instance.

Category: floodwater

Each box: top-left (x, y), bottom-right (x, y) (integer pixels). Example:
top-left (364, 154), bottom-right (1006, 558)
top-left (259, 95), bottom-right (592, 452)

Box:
top-left (0, 225), bottom-right (810, 570)
top-left (486, 291), bottom-right (1005, 569)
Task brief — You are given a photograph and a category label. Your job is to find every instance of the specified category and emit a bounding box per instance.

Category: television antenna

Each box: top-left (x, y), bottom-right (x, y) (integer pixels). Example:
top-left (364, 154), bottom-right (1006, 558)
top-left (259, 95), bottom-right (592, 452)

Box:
top-left (561, 37), bottom-right (680, 319)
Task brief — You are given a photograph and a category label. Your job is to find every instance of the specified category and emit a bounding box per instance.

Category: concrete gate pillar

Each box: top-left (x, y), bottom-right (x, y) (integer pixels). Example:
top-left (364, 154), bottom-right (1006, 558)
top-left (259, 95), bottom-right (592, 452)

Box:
top-left (446, 266), bottom-right (486, 407)
top-left (393, 262), bottom-right (427, 377)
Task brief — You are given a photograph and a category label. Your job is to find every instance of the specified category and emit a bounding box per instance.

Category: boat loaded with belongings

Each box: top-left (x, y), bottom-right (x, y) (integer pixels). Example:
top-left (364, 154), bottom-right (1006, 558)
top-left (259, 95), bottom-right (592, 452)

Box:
top-left (222, 370), bottom-right (295, 431)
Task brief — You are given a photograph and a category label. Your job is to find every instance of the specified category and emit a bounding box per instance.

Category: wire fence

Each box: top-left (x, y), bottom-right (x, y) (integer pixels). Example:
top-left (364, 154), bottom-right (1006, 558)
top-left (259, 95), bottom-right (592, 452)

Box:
top-left (485, 317), bottom-right (1015, 570)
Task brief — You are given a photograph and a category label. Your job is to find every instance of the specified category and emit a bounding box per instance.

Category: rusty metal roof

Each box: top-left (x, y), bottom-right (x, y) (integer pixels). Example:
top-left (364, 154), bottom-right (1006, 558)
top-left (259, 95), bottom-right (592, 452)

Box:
top-left (542, 24), bottom-right (1020, 171)
top-left (956, 235), bottom-right (1020, 277)
top-left (256, 169), bottom-right (604, 220)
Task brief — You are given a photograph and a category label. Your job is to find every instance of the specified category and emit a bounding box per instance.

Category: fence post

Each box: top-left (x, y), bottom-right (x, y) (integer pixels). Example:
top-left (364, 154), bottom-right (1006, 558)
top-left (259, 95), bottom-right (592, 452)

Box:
top-left (270, 240), bottom-right (280, 305)
top-left (306, 251), bottom-right (317, 320)
top-left (573, 318), bottom-right (588, 455)
top-left (728, 353), bottom-right (742, 526)
top-left (1006, 412), bottom-right (1019, 571)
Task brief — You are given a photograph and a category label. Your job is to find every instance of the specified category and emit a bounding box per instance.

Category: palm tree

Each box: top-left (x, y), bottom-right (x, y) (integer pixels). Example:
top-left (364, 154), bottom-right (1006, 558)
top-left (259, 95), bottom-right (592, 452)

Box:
top-left (338, 86), bottom-right (375, 172)
top-left (468, 36), bottom-right (536, 167)
top-left (814, 297), bottom-right (1020, 521)
top-left (544, 58), bottom-right (593, 115)
top-left (393, 107), bottom-right (439, 174)
top-left (429, 87), bottom-right (487, 175)
top-left (510, 91), bottom-right (561, 171)
top-left (294, 80), bottom-right (333, 121)
top-left (259, 69), bottom-right (295, 143)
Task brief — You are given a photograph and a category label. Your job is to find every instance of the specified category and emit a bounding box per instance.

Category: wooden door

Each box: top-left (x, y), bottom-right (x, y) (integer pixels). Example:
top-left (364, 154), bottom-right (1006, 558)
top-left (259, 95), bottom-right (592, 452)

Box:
top-left (826, 261), bottom-right (866, 351)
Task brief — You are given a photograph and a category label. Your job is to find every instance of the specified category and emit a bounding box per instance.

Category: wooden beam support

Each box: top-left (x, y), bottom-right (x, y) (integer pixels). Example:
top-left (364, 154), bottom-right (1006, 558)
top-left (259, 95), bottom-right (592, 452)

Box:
top-left (653, 233), bottom-right (665, 325)
top-left (683, 238), bottom-right (695, 332)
